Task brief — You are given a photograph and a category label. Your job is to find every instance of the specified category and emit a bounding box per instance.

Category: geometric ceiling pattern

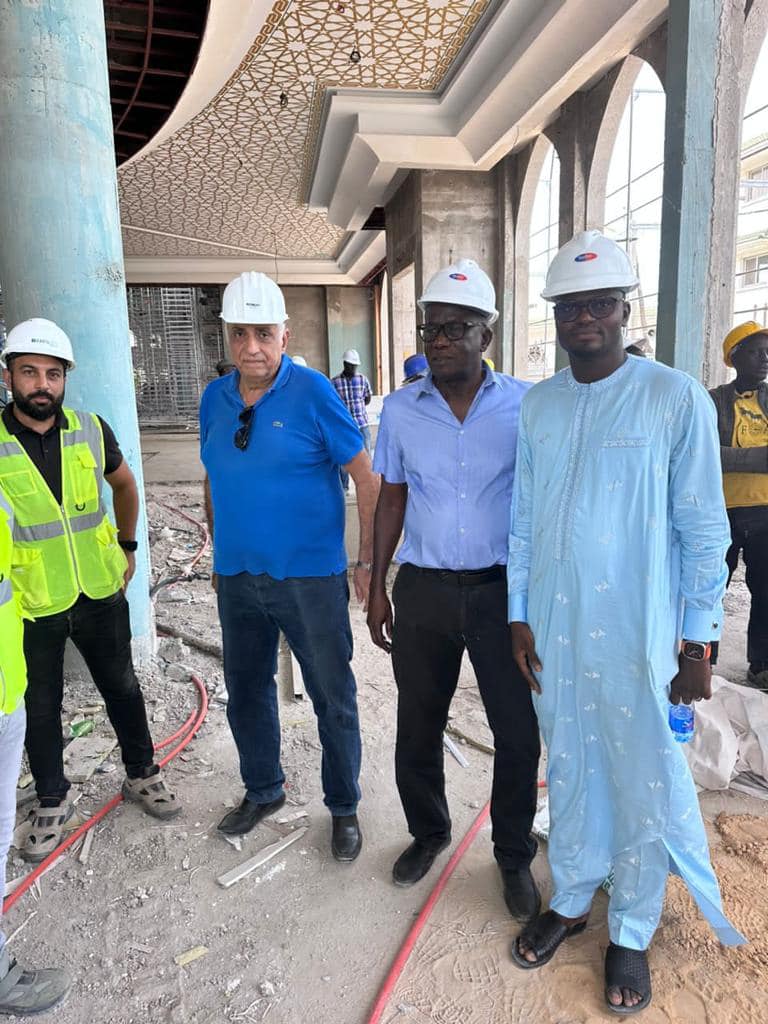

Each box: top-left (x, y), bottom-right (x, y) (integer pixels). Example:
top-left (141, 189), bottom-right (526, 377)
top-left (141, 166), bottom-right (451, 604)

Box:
top-left (119, 0), bottom-right (492, 262)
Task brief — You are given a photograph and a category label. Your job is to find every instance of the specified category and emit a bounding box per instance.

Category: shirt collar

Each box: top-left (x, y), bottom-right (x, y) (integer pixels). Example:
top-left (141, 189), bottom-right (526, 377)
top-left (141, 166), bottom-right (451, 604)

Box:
top-left (229, 355), bottom-right (293, 404)
top-left (416, 364), bottom-right (499, 397)
top-left (2, 403), bottom-right (68, 434)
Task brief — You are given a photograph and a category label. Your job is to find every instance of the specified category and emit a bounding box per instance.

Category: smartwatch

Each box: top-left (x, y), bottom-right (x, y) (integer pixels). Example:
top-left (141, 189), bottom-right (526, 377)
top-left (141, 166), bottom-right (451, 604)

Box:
top-left (681, 640), bottom-right (711, 662)
top-left (119, 539), bottom-right (139, 553)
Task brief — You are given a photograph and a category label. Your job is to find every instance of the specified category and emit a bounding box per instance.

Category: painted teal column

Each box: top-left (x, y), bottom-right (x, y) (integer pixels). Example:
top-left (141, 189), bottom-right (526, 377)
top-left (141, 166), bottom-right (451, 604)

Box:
top-left (656, 0), bottom-right (743, 383)
top-left (0, 0), bottom-right (153, 662)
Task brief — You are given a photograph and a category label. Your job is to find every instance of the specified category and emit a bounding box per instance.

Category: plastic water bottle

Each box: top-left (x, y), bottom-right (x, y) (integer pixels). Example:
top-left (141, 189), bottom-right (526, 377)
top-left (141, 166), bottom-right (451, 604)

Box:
top-left (668, 703), bottom-right (694, 743)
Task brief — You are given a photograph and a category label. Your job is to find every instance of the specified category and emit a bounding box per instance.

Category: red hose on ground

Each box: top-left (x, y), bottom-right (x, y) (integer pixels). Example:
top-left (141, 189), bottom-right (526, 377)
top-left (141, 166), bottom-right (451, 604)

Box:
top-left (366, 802), bottom-right (491, 1024)
top-left (158, 502), bottom-right (210, 573)
top-left (3, 674), bottom-right (208, 915)
top-left (366, 779), bottom-right (548, 1024)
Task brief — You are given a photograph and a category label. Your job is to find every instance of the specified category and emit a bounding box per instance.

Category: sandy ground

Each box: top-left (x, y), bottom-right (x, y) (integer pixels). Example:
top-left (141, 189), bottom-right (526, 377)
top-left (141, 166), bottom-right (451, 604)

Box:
top-left (3, 478), bottom-right (767, 1024)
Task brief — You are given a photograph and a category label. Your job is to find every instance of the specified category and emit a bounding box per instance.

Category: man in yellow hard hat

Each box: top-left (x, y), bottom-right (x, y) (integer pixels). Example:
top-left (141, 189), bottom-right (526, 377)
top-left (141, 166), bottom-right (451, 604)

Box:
top-left (0, 486), bottom-right (71, 1014)
top-left (710, 321), bottom-right (768, 688)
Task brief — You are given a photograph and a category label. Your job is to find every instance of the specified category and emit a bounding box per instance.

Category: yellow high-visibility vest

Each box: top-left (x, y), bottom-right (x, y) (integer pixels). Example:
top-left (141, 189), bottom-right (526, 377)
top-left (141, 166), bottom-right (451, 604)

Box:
top-left (0, 487), bottom-right (28, 713)
top-left (0, 407), bottom-right (127, 617)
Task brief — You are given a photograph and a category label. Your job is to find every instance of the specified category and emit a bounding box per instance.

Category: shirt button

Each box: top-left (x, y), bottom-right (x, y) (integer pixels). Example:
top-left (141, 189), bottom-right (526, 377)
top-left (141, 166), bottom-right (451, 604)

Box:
top-left (460, 527), bottom-right (465, 534)
top-left (459, 430), bottom-right (464, 436)
top-left (460, 493), bottom-right (466, 499)
top-left (460, 461), bottom-right (466, 467)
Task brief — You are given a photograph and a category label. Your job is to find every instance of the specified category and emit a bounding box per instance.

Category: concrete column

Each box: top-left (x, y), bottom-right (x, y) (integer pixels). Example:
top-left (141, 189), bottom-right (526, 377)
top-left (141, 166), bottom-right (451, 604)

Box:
top-left (656, 0), bottom-right (744, 383)
top-left (0, 0), bottom-right (152, 660)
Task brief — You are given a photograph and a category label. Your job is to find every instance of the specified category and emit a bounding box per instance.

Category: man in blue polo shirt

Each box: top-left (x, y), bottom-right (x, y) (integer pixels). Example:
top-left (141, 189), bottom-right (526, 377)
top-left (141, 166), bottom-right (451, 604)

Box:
top-left (200, 272), bottom-right (379, 862)
top-left (367, 260), bottom-right (541, 917)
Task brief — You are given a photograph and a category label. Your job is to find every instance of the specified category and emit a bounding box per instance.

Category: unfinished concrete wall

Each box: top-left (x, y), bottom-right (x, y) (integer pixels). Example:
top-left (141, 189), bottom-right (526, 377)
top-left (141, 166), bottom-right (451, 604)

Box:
top-left (283, 285), bottom-right (328, 374)
top-left (326, 286), bottom-right (376, 384)
top-left (420, 169), bottom-right (500, 366)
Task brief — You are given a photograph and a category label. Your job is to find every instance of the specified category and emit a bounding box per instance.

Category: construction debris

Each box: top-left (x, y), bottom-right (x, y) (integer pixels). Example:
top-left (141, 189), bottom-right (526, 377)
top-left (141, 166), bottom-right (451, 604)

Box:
top-left (63, 734), bottom-right (118, 783)
top-left (174, 945), bottom-right (209, 967)
top-left (78, 829), bottom-right (95, 865)
top-left (216, 827), bottom-right (307, 889)
top-left (445, 723), bottom-right (495, 756)
top-left (443, 733), bottom-right (469, 768)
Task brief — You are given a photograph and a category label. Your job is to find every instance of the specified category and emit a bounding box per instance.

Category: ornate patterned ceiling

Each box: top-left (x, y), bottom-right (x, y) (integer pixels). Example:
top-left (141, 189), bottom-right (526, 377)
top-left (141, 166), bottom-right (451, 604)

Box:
top-left (119, 0), bottom-right (492, 262)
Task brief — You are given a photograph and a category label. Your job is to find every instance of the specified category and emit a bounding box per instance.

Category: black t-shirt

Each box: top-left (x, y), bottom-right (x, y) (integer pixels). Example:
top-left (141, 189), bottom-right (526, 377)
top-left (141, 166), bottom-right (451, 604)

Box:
top-left (1, 404), bottom-right (123, 505)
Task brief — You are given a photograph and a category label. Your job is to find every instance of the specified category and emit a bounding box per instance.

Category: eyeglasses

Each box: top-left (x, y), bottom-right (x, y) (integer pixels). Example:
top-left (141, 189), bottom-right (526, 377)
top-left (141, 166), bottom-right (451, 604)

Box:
top-left (416, 321), bottom-right (485, 344)
top-left (234, 406), bottom-right (255, 450)
top-left (552, 296), bottom-right (620, 323)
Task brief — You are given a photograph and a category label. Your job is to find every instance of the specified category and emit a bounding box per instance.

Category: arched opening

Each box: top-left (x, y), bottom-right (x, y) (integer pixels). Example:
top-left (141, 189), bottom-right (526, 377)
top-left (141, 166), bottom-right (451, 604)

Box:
top-left (526, 143), bottom-right (560, 381)
top-left (602, 62), bottom-right (665, 355)
top-left (735, 31), bottom-right (768, 326)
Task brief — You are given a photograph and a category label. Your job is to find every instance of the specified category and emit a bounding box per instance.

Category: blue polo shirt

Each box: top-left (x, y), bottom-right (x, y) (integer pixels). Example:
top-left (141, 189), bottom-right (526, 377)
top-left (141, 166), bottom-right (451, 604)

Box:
top-left (200, 356), bottom-right (364, 579)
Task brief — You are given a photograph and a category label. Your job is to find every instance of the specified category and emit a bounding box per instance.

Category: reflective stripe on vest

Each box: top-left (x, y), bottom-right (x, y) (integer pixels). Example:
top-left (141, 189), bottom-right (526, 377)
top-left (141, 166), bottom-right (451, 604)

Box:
top-left (0, 488), bottom-right (27, 712)
top-left (0, 408), bottom-right (127, 616)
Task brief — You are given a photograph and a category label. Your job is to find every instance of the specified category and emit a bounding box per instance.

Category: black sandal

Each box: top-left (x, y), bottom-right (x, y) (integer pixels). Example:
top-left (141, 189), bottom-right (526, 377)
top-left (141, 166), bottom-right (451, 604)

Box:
top-left (510, 909), bottom-right (587, 969)
top-left (604, 942), bottom-right (652, 1015)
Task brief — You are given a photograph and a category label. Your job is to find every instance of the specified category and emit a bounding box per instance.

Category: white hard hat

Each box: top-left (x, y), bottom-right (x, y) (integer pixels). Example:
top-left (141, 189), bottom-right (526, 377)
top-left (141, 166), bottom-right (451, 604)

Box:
top-left (1, 318), bottom-right (75, 369)
top-left (342, 349), bottom-right (361, 365)
top-left (291, 355), bottom-right (308, 366)
top-left (541, 230), bottom-right (638, 300)
top-left (220, 271), bottom-right (288, 324)
top-left (418, 258), bottom-right (498, 325)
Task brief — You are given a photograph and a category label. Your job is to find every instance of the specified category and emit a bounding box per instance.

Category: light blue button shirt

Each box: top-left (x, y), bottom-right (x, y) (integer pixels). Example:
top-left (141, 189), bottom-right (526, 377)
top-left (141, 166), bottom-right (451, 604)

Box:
top-left (374, 368), bottom-right (530, 569)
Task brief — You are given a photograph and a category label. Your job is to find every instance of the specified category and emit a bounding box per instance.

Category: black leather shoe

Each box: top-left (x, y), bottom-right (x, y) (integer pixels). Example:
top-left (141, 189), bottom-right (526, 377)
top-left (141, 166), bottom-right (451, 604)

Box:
top-left (500, 864), bottom-right (541, 921)
top-left (217, 794), bottom-right (286, 835)
top-left (392, 838), bottom-right (450, 886)
top-left (331, 814), bottom-right (362, 862)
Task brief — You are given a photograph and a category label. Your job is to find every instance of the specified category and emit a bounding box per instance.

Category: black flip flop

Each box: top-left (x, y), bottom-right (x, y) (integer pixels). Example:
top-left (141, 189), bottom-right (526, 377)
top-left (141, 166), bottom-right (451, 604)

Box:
top-left (510, 909), bottom-right (588, 970)
top-left (604, 942), bottom-right (652, 1015)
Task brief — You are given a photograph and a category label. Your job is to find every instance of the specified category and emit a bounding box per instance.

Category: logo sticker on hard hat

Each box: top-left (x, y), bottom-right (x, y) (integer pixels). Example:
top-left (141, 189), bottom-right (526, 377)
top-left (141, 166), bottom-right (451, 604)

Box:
top-left (574, 253), bottom-right (598, 262)
top-left (449, 273), bottom-right (468, 281)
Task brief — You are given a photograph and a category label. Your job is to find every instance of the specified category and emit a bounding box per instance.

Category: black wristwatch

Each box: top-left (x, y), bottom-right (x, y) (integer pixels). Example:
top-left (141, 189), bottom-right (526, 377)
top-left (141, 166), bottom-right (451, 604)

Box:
top-left (681, 640), bottom-right (711, 661)
top-left (119, 539), bottom-right (138, 552)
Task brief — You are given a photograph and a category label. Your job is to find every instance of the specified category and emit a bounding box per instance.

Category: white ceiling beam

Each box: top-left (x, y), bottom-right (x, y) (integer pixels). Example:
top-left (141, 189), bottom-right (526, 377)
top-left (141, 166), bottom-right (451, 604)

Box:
top-left (307, 0), bottom-right (667, 229)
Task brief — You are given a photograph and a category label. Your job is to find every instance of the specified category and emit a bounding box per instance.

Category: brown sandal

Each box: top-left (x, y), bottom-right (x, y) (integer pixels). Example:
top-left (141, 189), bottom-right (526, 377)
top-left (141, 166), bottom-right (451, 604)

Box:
top-left (122, 770), bottom-right (181, 819)
top-left (22, 799), bottom-right (78, 863)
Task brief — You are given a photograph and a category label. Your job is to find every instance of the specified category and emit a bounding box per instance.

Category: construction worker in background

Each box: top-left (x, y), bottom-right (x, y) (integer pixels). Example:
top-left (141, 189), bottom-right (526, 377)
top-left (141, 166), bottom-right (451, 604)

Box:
top-left (201, 272), bottom-right (379, 862)
top-left (402, 353), bottom-right (428, 385)
top-left (0, 319), bottom-right (180, 863)
top-left (331, 349), bottom-right (372, 491)
top-left (0, 487), bottom-right (71, 1015)
top-left (508, 231), bottom-right (744, 1011)
top-left (291, 355), bottom-right (308, 367)
top-left (710, 322), bottom-right (768, 689)
top-left (367, 259), bottom-right (541, 917)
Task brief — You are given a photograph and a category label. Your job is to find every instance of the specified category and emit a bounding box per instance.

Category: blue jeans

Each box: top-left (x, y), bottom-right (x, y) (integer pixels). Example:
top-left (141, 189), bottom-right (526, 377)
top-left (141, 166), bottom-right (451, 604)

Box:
top-left (217, 572), bottom-right (361, 816)
top-left (0, 703), bottom-right (26, 952)
top-left (340, 425), bottom-right (371, 492)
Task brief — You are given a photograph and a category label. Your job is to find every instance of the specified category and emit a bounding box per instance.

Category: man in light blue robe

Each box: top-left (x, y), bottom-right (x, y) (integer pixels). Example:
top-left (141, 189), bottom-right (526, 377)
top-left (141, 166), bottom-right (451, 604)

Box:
top-left (507, 230), bottom-right (746, 1015)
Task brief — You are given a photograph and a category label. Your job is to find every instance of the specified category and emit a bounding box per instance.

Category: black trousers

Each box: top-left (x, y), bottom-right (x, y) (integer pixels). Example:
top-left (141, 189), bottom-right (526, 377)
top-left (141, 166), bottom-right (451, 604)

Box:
top-left (727, 506), bottom-right (768, 669)
top-left (391, 563), bottom-right (540, 870)
top-left (23, 591), bottom-right (155, 801)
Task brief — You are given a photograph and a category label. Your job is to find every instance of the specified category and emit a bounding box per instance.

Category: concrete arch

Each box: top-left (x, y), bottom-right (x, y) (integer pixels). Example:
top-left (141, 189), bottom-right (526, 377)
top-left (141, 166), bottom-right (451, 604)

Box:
top-left (512, 135), bottom-right (559, 378)
top-left (743, 0), bottom-right (768, 92)
top-left (586, 55), bottom-right (647, 229)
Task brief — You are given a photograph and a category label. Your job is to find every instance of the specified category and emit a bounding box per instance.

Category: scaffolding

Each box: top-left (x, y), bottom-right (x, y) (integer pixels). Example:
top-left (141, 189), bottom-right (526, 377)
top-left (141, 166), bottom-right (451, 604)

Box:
top-left (128, 286), bottom-right (224, 427)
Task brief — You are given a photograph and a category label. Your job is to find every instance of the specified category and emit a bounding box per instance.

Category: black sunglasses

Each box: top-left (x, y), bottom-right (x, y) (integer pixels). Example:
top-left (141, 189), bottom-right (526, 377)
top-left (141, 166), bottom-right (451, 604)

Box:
top-left (552, 296), bottom-right (620, 323)
top-left (234, 406), bottom-right (255, 450)
top-left (417, 321), bottom-right (485, 344)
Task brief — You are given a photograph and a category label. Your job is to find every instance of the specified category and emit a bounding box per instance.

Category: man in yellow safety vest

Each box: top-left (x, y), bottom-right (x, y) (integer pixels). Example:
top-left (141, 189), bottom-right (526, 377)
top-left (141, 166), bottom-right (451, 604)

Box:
top-left (0, 319), bottom-right (181, 863)
top-left (0, 487), bottom-right (71, 1014)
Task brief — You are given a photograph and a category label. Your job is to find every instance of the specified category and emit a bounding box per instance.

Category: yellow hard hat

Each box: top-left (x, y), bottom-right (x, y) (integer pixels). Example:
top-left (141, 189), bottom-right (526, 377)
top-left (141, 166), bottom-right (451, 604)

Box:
top-left (484, 357), bottom-right (495, 371)
top-left (723, 321), bottom-right (768, 367)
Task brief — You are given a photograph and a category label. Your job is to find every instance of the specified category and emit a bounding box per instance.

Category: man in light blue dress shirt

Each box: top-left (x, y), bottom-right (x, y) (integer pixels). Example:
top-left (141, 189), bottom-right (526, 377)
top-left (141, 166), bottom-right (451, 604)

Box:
top-left (367, 259), bottom-right (541, 918)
